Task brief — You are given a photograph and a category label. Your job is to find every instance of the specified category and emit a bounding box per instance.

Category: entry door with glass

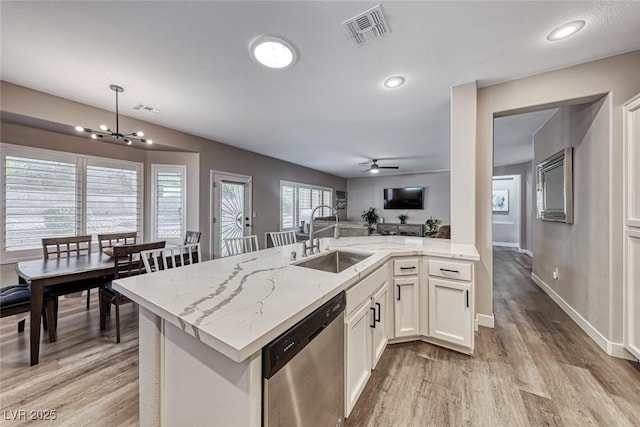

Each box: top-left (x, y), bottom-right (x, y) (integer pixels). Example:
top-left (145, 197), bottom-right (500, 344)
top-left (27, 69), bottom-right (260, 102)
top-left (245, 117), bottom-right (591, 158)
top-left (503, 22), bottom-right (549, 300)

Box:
top-left (211, 172), bottom-right (252, 258)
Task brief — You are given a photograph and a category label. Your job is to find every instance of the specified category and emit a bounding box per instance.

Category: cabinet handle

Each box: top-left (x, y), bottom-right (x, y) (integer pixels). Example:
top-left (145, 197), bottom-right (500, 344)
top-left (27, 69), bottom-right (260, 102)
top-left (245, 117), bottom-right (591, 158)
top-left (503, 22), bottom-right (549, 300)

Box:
top-left (370, 307), bottom-right (376, 328)
top-left (466, 290), bottom-right (469, 308)
top-left (440, 268), bottom-right (460, 274)
top-left (375, 302), bottom-right (381, 322)
top-left (397, 284), bottom-right (401, 301)
top-left (400, 266), bottom-right (416, 270)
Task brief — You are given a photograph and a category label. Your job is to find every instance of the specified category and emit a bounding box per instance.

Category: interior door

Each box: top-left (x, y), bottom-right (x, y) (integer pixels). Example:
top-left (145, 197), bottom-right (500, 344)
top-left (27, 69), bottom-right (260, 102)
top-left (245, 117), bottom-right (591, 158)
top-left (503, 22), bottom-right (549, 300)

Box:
top-left (624, 94), bottom-right (640, 359)
top-left (211, 171), bottom-right (252, 258)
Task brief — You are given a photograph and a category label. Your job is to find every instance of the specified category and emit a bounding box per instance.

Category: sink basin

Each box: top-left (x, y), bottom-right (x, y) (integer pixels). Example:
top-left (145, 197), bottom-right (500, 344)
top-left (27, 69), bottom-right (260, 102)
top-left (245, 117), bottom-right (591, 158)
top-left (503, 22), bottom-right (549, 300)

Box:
top-left (294, 250), bottom-right (372, 274)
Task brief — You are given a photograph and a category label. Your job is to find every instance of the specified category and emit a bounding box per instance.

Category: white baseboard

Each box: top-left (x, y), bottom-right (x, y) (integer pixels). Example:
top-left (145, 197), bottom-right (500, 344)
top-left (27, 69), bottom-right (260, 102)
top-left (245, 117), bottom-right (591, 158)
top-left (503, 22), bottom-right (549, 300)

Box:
top-left (519, 248), bottom-right (533, 257)
top-left (476, 313), bottom-right (495, 329)
top-left (492, 242), bottom-right (519, 248)
top-left (530, 272), bottom-right (636, 361)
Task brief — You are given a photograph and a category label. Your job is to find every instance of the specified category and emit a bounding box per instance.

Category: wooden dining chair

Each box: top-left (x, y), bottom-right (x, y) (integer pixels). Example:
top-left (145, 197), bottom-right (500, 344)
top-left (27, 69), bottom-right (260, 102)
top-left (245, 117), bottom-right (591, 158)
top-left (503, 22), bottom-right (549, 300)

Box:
top-left (141, 243), bottom-right (201, 273)
top-left (435, 225), bottom-right (451, 239)
top-left (97, 232), bottom-right (138, 252)
top-left (224, 235), bottom-right (259, 256)
top-left (0, 285), bottom-right (56, 343)
top-left (99, 241), bottom-right (166, 343)
top-left (42, 235), bottom-right (99, 311)
top-left (183, 231), bottom-right (201, 245)
top-left (266, 231), bottom-right (297, 248)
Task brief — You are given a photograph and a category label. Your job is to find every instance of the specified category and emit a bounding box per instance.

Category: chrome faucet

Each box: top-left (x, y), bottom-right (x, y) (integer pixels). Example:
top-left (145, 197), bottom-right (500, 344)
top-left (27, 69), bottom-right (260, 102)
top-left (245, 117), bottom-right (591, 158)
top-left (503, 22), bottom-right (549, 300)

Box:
top-left (305, 205), bottom-right (339, 255)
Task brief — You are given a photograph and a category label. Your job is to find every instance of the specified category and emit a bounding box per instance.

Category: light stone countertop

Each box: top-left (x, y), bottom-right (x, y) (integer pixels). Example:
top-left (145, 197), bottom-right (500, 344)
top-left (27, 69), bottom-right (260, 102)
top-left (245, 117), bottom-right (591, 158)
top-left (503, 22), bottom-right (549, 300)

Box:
top-left (113, 236), bottom-right (479, 363)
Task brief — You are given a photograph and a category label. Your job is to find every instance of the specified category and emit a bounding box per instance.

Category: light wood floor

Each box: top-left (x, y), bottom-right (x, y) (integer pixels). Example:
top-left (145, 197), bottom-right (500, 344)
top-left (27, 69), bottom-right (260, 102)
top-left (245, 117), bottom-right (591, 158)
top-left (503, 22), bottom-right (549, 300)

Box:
top-left (1, 249), bottom-right (639, 426)
top-left (348, 248), bottom-right (640, 426)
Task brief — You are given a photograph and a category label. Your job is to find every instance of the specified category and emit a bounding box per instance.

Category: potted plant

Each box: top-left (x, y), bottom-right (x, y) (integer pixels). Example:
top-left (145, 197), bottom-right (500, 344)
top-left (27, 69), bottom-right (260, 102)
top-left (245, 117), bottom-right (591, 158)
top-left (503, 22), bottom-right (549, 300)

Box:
top-left (397, 213), bottom-right (409, 224)
top-left (426, 216), bottom-right (440, 237)
top-left (361, 207), bottom-right (379, 232)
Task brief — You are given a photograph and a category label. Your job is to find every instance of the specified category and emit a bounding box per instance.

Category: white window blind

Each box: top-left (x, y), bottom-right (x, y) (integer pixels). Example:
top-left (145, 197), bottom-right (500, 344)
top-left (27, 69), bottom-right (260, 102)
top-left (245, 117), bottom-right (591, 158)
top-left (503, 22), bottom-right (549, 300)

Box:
top-left (281, 184), bottom-right (295, 229)
top-left (3, 155), bottom-right (79, 251)
top-left (152, 165), bottom-right (186, 241)
top-left (86, 162), bottom-right (141, 235)
top-left (279, 181), bottom-right (333, 231)
top-left (1, 143), bottom-right (143, 262)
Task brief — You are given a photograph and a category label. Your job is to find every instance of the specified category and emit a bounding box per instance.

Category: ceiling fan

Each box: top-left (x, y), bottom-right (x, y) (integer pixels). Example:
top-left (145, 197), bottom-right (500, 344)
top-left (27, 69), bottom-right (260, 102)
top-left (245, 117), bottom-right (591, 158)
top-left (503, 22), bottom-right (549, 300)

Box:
top-left (361, 159), bottom-right (399, 174)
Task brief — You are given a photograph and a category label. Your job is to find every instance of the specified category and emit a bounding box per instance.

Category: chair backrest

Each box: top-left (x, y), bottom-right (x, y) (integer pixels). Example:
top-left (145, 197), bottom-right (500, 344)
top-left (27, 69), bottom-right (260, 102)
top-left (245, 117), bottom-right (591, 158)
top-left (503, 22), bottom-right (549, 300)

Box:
top-left (141, 243), bottom-right (201, 273)
top-left (435, 225), bottom-right (451, 239)
top-left (42, 235), bottom-right (92, 259)
top-left (184, 230), bottom-right (202, 245)
top-left (266, 231), bottom-right (297, 247)
top-left (98, 232), bottom-right (138, 251)
top-left (113, 241), bottom-right (166, 279)
top-left (224, 235), bottom-right (259, 256)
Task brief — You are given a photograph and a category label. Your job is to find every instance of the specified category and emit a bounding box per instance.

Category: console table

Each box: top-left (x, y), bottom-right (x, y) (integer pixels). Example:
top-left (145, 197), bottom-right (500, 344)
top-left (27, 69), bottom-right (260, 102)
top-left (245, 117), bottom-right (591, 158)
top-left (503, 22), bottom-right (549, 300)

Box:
top-left (376, 223), bottom-right (424, 237)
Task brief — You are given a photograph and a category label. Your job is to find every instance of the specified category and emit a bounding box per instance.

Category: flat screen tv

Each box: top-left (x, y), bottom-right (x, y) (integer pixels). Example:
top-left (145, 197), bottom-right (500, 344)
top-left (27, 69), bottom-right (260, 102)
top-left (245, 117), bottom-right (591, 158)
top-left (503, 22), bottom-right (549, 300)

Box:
top-left (383, 187), bottom-right (424, 210)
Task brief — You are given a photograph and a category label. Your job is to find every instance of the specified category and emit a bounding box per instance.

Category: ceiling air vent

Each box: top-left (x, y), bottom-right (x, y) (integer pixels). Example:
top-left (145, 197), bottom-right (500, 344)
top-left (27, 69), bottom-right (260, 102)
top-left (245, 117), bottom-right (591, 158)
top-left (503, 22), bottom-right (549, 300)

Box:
top-left (341, 5), bottom-right (390, 46)
top-left (133, 104), bottom-right (160, 115)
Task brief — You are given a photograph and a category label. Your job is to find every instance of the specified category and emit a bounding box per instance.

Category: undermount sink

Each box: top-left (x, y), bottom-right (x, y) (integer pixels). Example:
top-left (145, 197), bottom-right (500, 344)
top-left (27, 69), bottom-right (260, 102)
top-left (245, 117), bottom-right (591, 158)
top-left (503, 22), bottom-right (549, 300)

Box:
top-left (294, 250), bottom-right (372, 274)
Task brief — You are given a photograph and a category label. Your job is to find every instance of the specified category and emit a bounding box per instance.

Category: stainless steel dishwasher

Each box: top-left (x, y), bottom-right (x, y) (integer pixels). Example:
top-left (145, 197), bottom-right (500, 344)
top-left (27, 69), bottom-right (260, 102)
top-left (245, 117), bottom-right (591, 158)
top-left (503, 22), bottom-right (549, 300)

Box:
top-left (262, 291), bottom-right (345, 427)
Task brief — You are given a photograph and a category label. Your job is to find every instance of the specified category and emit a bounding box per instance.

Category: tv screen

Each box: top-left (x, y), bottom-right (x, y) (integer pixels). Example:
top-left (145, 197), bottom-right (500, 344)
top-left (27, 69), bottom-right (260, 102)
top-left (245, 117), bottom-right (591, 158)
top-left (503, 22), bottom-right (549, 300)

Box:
top-left (383, 187), bottom-right (424, 210)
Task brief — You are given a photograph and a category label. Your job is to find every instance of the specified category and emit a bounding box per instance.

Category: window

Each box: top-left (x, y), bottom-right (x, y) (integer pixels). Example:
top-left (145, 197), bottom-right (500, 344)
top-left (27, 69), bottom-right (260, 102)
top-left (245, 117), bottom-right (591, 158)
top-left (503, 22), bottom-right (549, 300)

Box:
top-left (1, 143), bottom-right (142, 261)
top-left (151, 165), bottom-right (186, 242)
top-left (280, 180), bottom-right (333, 231)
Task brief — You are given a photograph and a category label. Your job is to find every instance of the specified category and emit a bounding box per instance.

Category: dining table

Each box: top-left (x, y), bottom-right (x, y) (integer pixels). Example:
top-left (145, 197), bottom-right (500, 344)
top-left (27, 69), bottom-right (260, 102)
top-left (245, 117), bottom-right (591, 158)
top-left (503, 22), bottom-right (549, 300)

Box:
top-left (16, 252), bottom-right (115, 366)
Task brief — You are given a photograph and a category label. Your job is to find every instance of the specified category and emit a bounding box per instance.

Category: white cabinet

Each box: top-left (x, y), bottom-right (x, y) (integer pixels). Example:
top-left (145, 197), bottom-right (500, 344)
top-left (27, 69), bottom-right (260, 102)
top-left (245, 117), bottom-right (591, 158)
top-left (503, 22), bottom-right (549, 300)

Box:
top-left (392, 257), bottom-right (420, 338)
top-left (371, 283), bottom-right (390, 367)
top-left (394, 277), bottom-right (419, 337)
top-left (427, 257), bottom-right (474, 352)
top-left (345, 301), bottom-right (372, 416)
top-left (344, 263), bottom-right (391, 416)
top-left (428, 278), bottom-right (472, 348)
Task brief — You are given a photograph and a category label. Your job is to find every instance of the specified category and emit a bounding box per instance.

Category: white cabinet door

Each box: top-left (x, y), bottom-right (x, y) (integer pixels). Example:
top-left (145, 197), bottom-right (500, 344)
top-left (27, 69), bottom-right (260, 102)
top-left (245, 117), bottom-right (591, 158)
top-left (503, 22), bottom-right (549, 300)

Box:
top-left (428, 277), bottom-right (472, 348)
top-left (394, 277), bottom-right (419, 337)
top-left (345, 301), bottom-right (373, 417)
top-left (371, 283), bottom-right (389, 369)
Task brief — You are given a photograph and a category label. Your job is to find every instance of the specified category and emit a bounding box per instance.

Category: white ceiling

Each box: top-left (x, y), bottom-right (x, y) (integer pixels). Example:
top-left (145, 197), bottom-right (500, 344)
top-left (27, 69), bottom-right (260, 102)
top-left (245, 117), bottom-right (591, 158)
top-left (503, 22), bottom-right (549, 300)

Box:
top-left (493, 109), bottom-right (557, 167)
top-left (2, 1), bottom-right (640, 178)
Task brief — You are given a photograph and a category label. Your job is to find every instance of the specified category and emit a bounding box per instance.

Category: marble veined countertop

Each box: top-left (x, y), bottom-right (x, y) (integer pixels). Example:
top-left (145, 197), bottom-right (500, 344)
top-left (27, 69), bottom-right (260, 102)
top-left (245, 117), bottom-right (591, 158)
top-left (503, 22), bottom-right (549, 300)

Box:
top-left (113, 236), bottom-right (479, 363)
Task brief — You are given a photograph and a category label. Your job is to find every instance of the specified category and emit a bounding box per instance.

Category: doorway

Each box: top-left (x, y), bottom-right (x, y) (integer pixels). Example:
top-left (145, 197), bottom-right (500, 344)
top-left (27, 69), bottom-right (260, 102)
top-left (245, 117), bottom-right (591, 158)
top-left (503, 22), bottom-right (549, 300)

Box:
top-left (210, 171), bottom-right (252, 258)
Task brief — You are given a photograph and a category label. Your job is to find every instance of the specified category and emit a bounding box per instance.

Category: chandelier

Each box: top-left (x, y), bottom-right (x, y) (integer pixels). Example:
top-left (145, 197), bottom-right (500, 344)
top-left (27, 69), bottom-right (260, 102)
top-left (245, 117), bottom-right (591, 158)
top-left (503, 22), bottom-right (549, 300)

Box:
top-left (75, 84), bottom-right (153, 146)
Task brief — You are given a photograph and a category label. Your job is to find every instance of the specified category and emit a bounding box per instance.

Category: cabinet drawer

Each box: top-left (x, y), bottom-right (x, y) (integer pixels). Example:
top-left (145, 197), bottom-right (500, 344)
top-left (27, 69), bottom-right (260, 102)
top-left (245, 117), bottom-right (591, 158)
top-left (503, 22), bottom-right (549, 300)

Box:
top-left (393, 258), bottom-right (419, 276)
top-left (346, 263), bottom-right (389, 315)
top-left (428, 259), bottom-right (472, 281)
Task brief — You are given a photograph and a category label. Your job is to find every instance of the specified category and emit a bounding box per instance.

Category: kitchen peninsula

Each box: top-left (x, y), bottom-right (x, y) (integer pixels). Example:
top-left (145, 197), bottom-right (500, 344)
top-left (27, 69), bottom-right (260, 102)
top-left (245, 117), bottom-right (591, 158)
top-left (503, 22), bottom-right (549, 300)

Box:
top-left (114, 236), bottom-right (479, 426)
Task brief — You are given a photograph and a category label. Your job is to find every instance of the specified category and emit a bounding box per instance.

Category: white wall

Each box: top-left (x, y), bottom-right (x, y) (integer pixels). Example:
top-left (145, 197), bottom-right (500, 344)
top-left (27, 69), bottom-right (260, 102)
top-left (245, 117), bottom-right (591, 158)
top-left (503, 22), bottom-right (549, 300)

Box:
top-left (533, 98), bottom-right (611, 337)
top-left (492, 175), bottom-right (520, 247)
top-left (346, 172), bottom-right (450, 226)
top-left (474, 50), bottom-right (640, 344)
top-left (493, 161), bottom-right (534, 253)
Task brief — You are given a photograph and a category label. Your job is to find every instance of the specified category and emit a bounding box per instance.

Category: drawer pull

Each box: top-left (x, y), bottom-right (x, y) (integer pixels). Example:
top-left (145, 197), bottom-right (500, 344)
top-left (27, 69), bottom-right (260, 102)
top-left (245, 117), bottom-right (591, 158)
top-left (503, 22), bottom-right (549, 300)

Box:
top-left (440, 268), bottom-right (460, 274)
top-left (400, 266), bottom-right (416, 270)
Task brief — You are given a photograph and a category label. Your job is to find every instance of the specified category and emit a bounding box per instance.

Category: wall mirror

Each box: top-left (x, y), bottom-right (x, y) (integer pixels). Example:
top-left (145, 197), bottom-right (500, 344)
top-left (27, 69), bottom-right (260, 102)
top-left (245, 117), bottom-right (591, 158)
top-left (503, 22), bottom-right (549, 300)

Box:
top-left (536, 148), bottom-right (573, 223)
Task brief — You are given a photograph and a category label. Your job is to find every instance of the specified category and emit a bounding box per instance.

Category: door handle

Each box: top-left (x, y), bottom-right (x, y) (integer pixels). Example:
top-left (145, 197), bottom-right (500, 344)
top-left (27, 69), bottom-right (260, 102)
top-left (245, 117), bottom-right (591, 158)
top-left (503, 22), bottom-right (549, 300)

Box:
top-left (375, 302), bottom-right (381, 322)
top-left (466, 290), bottom-right (469, 308)
top-left (396, 285), bottom-right (401, 301)
top-left (370, 307), bottom-right (376, 328)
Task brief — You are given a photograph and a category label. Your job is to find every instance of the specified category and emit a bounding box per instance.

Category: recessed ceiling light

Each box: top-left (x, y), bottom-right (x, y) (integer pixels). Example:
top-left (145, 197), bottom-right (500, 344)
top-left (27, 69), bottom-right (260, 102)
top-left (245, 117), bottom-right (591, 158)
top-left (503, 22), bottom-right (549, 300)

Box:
top-left (547, 20), bottom-right (585, 41)
top-left (250, 36), bottom-right (297, 69)
top-left (384, 76), bottom-right (405, 88)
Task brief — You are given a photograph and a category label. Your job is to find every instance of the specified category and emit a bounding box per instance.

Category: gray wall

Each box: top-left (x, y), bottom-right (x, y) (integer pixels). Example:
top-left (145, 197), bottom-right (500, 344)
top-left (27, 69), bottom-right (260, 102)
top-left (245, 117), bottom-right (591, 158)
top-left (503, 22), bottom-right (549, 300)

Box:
top-left (532, 97), bottom-right (610, 337)
top-left (0, 81), bottom-right (347, 260)
top-left (346, 171), bottom-right (450, 226)
top-left (493, 161), bottom-right (533, 252)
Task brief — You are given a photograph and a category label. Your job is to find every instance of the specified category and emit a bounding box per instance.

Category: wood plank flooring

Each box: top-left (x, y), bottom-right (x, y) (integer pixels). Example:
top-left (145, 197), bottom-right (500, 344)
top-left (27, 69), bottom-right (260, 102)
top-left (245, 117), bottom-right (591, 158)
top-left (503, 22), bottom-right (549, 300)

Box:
top-left (347, 248), bottom-right (640, 426)
top-left (1, 248), bottom-right (638, 426)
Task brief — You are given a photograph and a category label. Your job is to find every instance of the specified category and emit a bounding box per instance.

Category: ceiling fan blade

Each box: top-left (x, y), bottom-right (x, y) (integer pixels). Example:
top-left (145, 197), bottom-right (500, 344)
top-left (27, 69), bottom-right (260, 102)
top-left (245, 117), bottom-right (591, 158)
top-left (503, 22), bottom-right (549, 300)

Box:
top-left (379, 166), bottom-right (399, 169)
